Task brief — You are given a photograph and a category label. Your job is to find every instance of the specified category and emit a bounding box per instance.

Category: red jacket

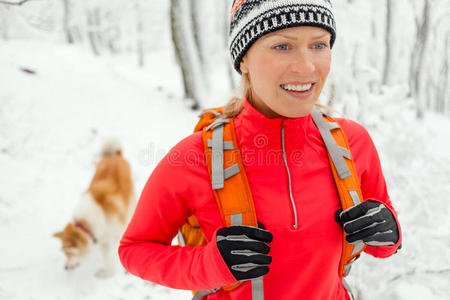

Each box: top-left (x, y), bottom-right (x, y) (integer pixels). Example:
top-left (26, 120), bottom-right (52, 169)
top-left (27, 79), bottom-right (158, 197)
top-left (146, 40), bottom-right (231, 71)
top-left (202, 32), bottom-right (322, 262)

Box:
top-left (119, 99), bottom-right (402, 299)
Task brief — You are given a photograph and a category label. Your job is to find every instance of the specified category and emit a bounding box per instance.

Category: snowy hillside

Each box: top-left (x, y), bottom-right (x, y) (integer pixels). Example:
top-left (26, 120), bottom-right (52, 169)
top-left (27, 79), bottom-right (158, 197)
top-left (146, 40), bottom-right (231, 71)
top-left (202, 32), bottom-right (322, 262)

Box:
top-left (1, 39), bottom-right (449, 300)
top-left (0, 41), bottom-right (194, 300)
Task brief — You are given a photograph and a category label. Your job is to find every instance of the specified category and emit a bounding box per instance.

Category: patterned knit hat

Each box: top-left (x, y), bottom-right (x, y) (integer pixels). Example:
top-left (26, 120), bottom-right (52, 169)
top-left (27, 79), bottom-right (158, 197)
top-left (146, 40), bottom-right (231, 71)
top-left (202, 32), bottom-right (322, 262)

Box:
top-left (229, 0), bottom-right (336, 73)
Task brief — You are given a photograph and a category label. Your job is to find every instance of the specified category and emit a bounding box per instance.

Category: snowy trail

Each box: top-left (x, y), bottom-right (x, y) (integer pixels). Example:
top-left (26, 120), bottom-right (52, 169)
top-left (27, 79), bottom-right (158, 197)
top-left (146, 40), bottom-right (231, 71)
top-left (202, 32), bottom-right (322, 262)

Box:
top-left (0, 41), bottom-right (194, 300)
top-left (0, 41), bottom-right (449, 300)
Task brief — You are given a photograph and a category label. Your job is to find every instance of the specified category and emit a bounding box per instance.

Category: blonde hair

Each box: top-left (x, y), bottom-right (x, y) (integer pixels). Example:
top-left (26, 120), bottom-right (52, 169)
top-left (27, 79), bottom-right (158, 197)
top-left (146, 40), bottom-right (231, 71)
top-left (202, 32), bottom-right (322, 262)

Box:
top-left (222, 73), bottom-right (338, 118)
top-left (222, 73), bottom-right (250, 119)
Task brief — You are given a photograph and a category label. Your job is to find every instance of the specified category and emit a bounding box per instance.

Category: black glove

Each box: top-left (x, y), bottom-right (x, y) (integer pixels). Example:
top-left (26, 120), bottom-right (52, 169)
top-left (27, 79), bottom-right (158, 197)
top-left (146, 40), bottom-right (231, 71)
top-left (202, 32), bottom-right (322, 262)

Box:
top-left (335, 200), bottom-right (399, 246)
top-left (216, 225), bottom-right (273, 281)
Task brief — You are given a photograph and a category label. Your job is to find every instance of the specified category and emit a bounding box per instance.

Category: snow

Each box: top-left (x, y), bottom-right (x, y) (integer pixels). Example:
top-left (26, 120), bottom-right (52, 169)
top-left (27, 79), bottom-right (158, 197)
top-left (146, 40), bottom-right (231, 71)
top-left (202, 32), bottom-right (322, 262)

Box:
top-left (1, 4), bottom-right (450, 300)
top-left (0, 41), bottom-right (194, 300)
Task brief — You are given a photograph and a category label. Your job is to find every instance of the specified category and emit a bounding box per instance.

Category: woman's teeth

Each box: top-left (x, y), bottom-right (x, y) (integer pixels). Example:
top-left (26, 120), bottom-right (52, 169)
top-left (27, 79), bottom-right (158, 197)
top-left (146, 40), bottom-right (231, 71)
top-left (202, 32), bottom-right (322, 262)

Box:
top-left (281, 84), bottom-right (313, 92)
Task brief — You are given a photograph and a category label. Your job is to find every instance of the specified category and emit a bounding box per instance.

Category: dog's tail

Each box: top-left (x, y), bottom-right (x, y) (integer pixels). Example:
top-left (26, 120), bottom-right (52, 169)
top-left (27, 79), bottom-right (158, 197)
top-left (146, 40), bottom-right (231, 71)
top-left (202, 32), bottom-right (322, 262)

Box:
top-left (101, 138), bottom-right (122, 156)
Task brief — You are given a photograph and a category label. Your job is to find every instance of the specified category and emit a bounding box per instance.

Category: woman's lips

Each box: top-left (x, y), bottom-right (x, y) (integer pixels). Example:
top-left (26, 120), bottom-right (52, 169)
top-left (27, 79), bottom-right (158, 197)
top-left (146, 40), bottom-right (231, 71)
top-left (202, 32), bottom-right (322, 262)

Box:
top-left (280, 83), bottom-right (315, 99)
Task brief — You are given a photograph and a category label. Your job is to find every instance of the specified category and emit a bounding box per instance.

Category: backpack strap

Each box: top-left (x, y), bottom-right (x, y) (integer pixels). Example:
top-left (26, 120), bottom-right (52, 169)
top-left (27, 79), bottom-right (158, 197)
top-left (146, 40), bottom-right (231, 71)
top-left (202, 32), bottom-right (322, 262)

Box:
top-left (311, 107), bottom-right (366, 277)
top-left (200, 115), bottom-right (262, 298)
top-left (202, 117), bottom-right (258, 228)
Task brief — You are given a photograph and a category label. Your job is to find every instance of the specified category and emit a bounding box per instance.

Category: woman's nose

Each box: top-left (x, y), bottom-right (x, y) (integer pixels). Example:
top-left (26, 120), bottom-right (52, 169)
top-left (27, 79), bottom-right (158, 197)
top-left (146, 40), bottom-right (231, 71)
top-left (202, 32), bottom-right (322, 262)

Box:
top-left (290, 53), bottom-right (315, 75)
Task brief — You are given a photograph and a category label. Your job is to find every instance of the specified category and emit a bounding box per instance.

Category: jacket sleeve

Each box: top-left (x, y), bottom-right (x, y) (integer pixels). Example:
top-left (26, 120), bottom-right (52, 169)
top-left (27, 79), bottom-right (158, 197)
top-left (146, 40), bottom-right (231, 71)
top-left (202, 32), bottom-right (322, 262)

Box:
top-left (339, 119), bottom-right (402, 258)
top-left (118, 132), bottom-right (237, 290)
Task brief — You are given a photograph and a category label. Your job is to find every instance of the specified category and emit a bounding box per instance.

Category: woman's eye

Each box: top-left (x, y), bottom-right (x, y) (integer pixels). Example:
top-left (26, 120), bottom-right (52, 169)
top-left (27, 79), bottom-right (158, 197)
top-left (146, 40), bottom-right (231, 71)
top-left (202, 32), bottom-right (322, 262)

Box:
top-left (273, 44), bottom-right (289, 51)
top-left (313, 42), bottom-right (328, 50)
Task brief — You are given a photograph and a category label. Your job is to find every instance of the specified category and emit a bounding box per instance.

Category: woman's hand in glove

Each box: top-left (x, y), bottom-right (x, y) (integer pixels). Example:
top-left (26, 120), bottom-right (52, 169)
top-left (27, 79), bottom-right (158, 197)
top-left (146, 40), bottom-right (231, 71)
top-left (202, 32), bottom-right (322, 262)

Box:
top-left (216, 225), bottom-right (273, 281)
top-left (335, 200), bottom-right (399, 246)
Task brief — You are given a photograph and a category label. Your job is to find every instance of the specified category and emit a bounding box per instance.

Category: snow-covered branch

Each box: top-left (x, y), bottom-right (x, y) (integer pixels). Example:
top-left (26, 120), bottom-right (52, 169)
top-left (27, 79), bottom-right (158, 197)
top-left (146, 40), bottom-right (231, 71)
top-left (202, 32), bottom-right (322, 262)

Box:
top-left (0, 0), bottom-right (30, 5)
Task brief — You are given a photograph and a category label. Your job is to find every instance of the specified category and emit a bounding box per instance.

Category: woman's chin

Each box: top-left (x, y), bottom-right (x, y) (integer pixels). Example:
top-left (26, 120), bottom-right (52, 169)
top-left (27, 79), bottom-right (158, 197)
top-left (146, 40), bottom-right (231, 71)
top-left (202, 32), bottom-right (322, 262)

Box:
top-left (276, 100), bottom-right (316, 118)
top-left (275, 108), bottom-right (314, 118)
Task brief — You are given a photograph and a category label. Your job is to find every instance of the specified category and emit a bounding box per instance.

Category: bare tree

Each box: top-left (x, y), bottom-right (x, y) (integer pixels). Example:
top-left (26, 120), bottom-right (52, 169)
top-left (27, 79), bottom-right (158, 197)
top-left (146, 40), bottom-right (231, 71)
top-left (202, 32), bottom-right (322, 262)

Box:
top-left (86, 8), bottom-right (100, 55)
top-left (103, 11), bottom-right (120, 54)
top-left (190, 0), bottom-right (203, 67)
top-left (0, 6), bottom-right (9, 39)
top-left (170, 0), bottom-right (204, 109)
top-left (62, 0), bottom-right (74, 44)
top-left (135, 0), bottom-right (144, 67)
top-left (429, 9), bottom-right (450, 115)
top-left (409, 0), bottom-right (431, 119)
top-left (0, 0), bottom-right (30, 5)
top-left (438, 33), bottom-right (450, 114)
top-left (382, 0), bottom-right (393, 86)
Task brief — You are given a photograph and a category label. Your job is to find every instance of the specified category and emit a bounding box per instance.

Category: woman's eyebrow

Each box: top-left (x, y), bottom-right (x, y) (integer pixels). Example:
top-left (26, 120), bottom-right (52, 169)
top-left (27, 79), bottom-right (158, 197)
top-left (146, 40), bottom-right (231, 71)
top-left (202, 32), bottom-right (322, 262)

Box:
top-left (262, 33), bottom-right (297, 40)
top-left (311, 33), bottom-right (330, 39)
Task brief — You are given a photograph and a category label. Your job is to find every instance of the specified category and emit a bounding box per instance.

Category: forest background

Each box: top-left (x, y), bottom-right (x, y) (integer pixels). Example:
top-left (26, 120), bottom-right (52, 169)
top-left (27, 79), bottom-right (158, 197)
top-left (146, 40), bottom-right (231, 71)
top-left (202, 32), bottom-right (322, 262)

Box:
top-left (0, 0), bottom-right (449, 299)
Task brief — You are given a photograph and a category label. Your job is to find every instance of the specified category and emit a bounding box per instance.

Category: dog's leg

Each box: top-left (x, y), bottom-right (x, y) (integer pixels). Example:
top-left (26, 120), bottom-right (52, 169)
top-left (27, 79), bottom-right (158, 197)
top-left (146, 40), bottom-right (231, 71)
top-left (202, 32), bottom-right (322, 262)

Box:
top-left (95, 239), bottom-right (116, 278)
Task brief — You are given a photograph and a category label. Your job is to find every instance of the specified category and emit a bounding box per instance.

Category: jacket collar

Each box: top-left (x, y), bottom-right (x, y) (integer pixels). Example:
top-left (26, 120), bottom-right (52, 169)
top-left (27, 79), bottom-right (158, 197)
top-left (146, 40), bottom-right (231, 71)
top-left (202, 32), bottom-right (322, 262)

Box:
top-left (233, 98), bottom-right (313, 137)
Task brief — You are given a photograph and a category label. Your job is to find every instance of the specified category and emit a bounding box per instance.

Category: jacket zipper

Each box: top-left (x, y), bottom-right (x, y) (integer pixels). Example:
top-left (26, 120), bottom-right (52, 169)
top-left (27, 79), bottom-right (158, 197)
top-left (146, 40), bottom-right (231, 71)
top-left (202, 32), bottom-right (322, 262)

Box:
top-left (281, 122), bottom-right (299, 229)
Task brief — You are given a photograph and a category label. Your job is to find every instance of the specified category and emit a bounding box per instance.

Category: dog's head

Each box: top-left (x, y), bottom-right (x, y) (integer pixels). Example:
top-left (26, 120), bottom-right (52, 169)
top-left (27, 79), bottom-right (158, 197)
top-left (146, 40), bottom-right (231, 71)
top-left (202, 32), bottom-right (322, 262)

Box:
top-left (53, 223), bottom-right (93, 270)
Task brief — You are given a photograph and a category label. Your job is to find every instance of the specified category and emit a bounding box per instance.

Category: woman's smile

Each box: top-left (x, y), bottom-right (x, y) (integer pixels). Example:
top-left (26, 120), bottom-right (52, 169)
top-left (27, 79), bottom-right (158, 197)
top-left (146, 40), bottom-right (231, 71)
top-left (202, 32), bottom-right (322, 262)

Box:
top-left (280, 82), bottom-right (316, 100)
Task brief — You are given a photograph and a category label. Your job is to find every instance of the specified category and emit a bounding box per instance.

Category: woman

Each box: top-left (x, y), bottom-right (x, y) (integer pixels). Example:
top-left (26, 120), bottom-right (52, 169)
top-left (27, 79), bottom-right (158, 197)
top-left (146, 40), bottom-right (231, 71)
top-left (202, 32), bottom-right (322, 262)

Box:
top-left (119, 1), bottom-right (402, 299)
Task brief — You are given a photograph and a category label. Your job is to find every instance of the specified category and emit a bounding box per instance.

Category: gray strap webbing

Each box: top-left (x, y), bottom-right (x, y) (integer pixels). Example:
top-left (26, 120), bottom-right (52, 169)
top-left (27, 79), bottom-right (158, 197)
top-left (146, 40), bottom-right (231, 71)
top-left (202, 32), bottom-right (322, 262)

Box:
top-left (318, 107), bottom-right (332, 117)
top-left (348, 190), bottom-right (361, 206)
top-left (252, 277), bottom-right (264, 300)
top-left (351, 242), bottom-right (365, 256)
top-left (348, 190), bottom-right (365, 256)
top-left (327, 122), bottom-right (340, 130)
top-left (206, 119), bottom-right (229, 132)
top-left (192, 214), bottom-right (244, 299)
top-left (211, 125), bottom-right (225, 190)
top-left (311, 109), bottom-right (352, 180)
top-left (192, 288), bottom-right (221, 300)
top-left (339, 146), bottom-right (352, 160)
top-left (224, 164), bottom-right (240, 180)
top-left (208, 140), bottom-right (234, 150)
top-left (230, 213), bottom-right (243, 226)
top-left (230, 214), bottom-right (264, 300)
top-left (198, 110), bottom-right (222, 118)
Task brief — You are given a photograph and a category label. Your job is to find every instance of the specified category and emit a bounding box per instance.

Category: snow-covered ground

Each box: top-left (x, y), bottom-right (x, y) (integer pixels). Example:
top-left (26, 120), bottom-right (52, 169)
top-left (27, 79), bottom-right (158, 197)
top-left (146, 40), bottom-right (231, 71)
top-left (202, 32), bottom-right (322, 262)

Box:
top-left (0, 40), bottom-right (449, 300)
top-left (0, 41), bottom-right (195, 300)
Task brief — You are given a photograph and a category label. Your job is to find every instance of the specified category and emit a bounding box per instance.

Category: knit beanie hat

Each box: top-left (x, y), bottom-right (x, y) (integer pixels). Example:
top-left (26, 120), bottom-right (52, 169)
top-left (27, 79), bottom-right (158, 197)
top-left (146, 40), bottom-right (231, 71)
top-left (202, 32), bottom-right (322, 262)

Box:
top-left (229, 0), bottom-right (336, 73)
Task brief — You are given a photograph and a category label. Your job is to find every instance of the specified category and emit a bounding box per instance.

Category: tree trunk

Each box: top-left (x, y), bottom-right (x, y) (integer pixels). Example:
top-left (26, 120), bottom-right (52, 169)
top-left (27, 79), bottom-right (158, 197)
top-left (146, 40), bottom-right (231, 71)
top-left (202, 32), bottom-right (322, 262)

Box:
top-left (93, 8), bottom-right (103, 47)
top-left (62, 0), bottom-right (74, 44)
top-left (170, 0), bottom-right (203, 109)
top-left (0, 6), bottom-right (8, 40)
top-left (438, 33), bottom-right (449, 114)
top-left (409, 0), bottom-right (430, 119)
top-left (135, 1), bottom-right (144, 67)
top-left (0, 0), bottom-right (29, 5)
top-left (382, 0), bottom-right (392, 86)
top-left (87, 9), bottom-right (100, 56)
top-left (190, 0), bottom-right (203, 67)
top-left (224, 0), bottom-right (235, 90)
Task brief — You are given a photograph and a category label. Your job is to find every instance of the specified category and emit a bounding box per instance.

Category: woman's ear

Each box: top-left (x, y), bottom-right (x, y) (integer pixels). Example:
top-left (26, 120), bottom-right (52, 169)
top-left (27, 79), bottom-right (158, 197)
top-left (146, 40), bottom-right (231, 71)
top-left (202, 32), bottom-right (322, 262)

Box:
top-left (240, 58), bottom-right (249, 74)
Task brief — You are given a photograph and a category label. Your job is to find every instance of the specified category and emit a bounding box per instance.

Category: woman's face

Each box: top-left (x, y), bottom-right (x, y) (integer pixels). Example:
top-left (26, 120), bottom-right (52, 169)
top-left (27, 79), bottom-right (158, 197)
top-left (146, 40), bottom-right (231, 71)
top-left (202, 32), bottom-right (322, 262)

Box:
top-left (240, 26), bottom-right (332, 118)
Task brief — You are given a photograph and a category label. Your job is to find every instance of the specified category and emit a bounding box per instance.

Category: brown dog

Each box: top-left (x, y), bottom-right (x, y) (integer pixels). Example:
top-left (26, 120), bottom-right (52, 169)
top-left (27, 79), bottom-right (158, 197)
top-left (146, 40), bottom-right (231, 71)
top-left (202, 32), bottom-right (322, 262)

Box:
top-left (53, 139), bottom-right (135, 277)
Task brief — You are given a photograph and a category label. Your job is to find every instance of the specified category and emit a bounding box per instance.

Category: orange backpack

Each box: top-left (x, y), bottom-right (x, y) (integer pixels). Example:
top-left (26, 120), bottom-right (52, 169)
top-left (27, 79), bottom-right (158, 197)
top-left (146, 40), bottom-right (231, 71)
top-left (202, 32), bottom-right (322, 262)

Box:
top-left (178, 106), bottom-right (366, 298)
